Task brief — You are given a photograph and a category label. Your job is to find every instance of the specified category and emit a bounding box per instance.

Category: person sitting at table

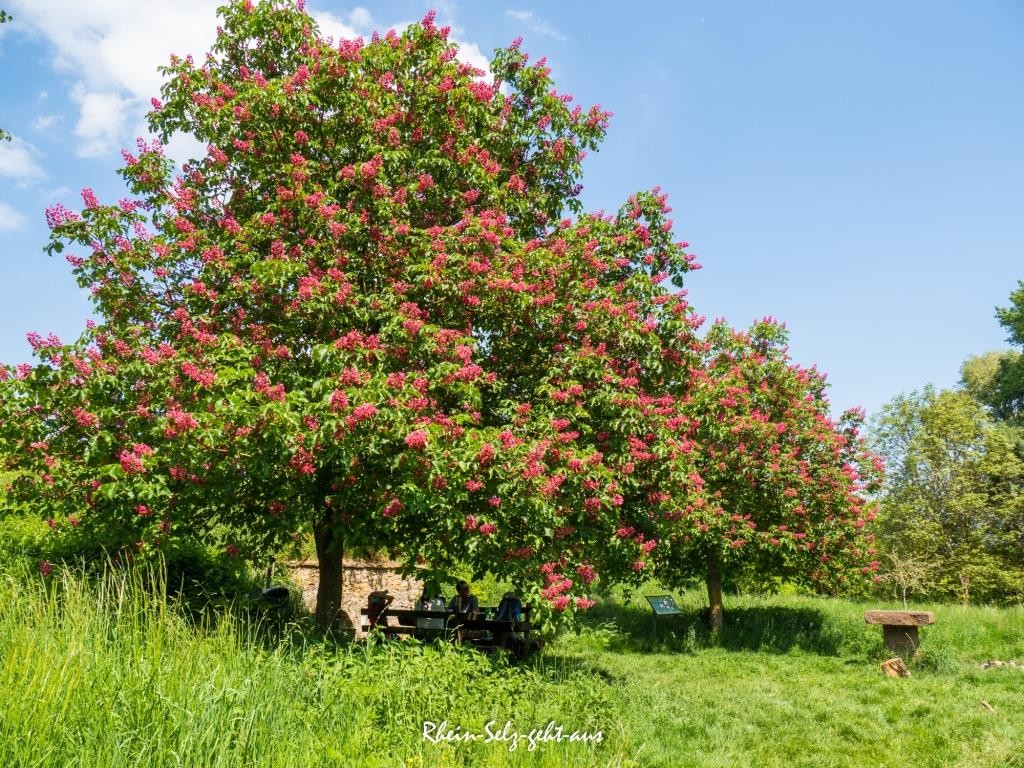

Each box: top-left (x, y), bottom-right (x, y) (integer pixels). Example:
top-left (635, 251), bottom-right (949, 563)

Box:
top-left (493, 591), bottom-right (523, 623)
top-left (450, 579), bottom-right (479, 619)
top-left (418, 587), bottom-right (445, 611)
top-left (366, 590), bottom-right (394, 633)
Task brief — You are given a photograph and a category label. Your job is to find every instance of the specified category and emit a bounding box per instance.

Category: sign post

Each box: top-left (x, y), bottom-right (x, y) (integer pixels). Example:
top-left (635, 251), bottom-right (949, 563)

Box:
top-left (645, 594), bottom-right (683, 639)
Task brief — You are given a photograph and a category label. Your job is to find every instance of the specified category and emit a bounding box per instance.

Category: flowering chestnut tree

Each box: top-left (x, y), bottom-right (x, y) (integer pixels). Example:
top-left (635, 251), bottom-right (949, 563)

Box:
top-left (0, 1), bottom-right (704, 630)
top-left (0, 1), bottom-right (880, 634)
top-left (648, 319), bottom-right (884, 631)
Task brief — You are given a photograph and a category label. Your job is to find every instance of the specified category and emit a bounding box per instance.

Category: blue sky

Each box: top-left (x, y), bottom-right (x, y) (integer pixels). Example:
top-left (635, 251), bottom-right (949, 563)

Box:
top-left (1, 1), bottom-right (1021, 418)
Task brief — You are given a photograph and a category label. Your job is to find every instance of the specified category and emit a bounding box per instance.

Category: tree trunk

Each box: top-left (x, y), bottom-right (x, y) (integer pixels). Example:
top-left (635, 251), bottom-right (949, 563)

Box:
top-left (706, 549), bottom-right (724, 634)
top-left (313, 506), bottom-right (345, 633)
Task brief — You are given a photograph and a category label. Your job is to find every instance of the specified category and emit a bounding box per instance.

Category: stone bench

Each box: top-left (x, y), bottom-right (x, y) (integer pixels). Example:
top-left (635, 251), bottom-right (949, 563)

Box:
top-left (864, 610), bottom-right (935, 651)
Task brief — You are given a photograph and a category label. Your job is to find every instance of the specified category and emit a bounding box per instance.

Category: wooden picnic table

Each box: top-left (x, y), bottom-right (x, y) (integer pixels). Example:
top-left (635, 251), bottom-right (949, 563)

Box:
top-left (360, 606), bottom-right (537, 656)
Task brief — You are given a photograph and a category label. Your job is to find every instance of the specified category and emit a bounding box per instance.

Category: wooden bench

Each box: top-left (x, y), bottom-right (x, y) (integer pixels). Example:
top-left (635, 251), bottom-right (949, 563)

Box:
top-left (360, 606), bottom-right (537, 656)
top-left (864, 610), bottom-right (935, 651)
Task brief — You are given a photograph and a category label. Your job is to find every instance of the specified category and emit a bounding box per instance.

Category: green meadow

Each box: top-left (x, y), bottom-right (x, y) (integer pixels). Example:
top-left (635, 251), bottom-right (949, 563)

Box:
top-left (1, 564), bottom-right (1021, 768)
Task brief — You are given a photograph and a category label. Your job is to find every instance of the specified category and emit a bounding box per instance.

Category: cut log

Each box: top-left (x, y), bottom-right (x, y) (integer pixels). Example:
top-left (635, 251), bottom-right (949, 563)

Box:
top-left (881, 657), bottom-right (911, 678)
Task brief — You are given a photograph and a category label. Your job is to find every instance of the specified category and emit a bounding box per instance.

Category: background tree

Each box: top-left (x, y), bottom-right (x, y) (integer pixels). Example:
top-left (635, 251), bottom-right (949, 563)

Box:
top-left (1, 10), bottom-right (10, 142)
top-left (0, 1), bottom-right (703, 630)
top-left (883, 548), bottom-right (935, 609)
top-left (959, 282), bottom-right (1024, 427)
top-left (870, 387), bottom-right (1024, 603)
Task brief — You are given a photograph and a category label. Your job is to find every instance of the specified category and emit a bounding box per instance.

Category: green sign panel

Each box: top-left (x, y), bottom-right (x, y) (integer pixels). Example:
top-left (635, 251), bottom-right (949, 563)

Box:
top-left (646, 595), bottom-right (681, 616)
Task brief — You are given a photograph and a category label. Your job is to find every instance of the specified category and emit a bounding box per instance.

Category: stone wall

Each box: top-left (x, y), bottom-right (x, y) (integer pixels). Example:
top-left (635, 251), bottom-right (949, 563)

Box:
top-left (285, 559), bottom-right (423, 636)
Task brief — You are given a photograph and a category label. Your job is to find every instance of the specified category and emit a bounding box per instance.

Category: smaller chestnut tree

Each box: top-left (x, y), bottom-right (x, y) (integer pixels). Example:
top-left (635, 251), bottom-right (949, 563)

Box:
top-left (648, 319), bottom-right (883, 632)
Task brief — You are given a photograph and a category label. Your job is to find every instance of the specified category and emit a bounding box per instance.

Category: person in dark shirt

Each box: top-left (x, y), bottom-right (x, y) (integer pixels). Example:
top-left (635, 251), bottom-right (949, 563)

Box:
top-left (450, 579), bottom-right (479, 619)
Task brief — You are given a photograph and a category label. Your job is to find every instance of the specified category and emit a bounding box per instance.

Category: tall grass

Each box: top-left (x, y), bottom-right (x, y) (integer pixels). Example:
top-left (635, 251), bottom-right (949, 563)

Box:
top-left (2, 565), bottom-right (1023, 767)
top-left (0, 565), bottom-right (611, 767)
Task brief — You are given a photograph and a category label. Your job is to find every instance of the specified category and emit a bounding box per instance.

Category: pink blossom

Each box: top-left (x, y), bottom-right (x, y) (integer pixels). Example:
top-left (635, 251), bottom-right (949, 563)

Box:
top-left (479, 522), bottom-right (497, 536)
top-left (119, 450), bottom-right (146, 475)
top-left (166, 407), bottom-right (199, 434)
top-left (254, 372), bottom-right (286, 401)
top-left (329, 390), bottom-right (349, 411)
top-left (352, 403), bottom-right (378, 421)
top-left (289, 447), bottom-right (316, 475)
top-left (73, 407), bottom-right (100, 429)
top-left (576, 564), bottom-right (597, 585)
top-left (44, 203), bottom-right (79, 228)
top-left (477, 443), bottom-right (495, 465)
top-left (181, 361), bottom-right (216, 388)
top-left (575, 597), bottom-right (595, 610)
top-left (404, 429), bottom-right (428, 450)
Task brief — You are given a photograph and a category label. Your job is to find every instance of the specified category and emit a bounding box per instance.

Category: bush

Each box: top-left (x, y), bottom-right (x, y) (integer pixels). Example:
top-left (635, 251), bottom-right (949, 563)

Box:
top-left (0, 514), bottom-right (51, 570)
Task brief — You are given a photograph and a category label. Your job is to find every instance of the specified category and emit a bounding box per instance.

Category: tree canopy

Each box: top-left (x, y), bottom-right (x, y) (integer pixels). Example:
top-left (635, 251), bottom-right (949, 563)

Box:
top-left (871, 386), bottom-right (1024, 602)
top-left (0, 1), bottom-right (879, 631)
top-left (0, 9), bottom-right (11, 142)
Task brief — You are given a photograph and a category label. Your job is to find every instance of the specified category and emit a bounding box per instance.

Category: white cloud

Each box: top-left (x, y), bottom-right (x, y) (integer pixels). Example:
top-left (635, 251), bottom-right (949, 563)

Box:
top-left (312, 6), bottom-right (415, 44)
top-left (32, 114), bottom-right (61, 131)
top-left (311, 9), bottom-right (360, 43)
top-left (505, 9), bottom-right (566, 42)
top-left (9, 0), bottom-right (220, 101)
top-left (8, 0), bottom-right (220, 158)
top-left (8, 1), bottom-right (491, 158)
top-left (0, 201), bottom-right (28, 232)
top-left (454, 39), bottom-right (490, 76)
top-left (164, 131), bottom-right (208, 171)
top-left (347, 7), bottom-right (373, 30)
top-left (71, 85), bottom-right (129, 158)
top-left (44, 185), bottom-right (71, 201)
top-left (0, 136), bottom-right (45, 181)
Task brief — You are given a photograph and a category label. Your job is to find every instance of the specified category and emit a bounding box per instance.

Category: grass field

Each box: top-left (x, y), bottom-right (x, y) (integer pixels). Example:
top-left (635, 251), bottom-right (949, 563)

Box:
top-left (1, 565), bottom-right (1022, 767)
